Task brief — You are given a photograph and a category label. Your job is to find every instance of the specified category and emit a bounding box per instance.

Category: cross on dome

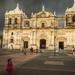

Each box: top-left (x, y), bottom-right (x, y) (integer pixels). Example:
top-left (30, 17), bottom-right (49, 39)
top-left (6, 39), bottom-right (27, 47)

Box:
top-left (16, 3), bottom-right (20, 10)
top-left (54, 11), bottom-right (56, 16)
top-left (42, 5), bottom-right (45, 11)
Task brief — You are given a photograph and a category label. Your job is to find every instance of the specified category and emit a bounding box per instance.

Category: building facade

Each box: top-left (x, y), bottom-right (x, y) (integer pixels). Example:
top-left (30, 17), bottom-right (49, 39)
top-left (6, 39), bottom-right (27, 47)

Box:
top-left (0, 35), bottom-right (2, 48)
top-left (2, 0), bottom-right (75, 51)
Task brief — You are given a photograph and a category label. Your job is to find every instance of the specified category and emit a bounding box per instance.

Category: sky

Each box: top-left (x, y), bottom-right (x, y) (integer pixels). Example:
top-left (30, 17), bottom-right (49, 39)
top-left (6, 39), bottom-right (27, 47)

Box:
top-left (0, 0), bottom-right (73, 35)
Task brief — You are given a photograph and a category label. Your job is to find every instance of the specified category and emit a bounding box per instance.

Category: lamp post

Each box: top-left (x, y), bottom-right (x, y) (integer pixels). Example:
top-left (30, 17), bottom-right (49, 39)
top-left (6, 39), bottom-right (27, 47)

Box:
top-left (20, 14), bottom-right (23, 51)
top-left (54, 11), bottom-right (56, 56)
top-left (7, 19), bottom-right (10, 50)
top-left (36, 12), bottom-right (38, 51)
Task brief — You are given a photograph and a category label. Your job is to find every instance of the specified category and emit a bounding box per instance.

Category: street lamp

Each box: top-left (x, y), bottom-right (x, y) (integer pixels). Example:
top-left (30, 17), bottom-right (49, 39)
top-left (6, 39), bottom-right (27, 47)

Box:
top-left (35, 11), bottom-right (38, 51)
top-left (54, 11), bottom-right (56, 56)
top-left (19, 14), bottom-right (23, 50)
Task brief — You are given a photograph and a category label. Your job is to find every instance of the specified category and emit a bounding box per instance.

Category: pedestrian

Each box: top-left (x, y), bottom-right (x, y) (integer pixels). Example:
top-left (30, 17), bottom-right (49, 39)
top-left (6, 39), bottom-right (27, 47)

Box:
top-left (30, 47), bottom-right (33, 54)
top-left (36, 48), bottom-right (38, 53)
top-left (24, 48), bottom-right (27, 55)
top-left (23, 48), bottom-right (26, 55)
top-left (40, 49), bottom-right (42, 53)
top-left (59, 48), bottom-right (63, 54)
top-left (5, 58), bottom-right (13, 75)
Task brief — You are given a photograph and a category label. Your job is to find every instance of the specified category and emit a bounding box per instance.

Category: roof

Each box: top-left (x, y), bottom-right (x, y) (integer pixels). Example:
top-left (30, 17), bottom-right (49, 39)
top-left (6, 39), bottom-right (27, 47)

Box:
top-left (31, 5), bottom-right (55, 18)
top-left (5, 3), bottom-right (27, 18)
top-left (66, 0), bottom-right (75, 12)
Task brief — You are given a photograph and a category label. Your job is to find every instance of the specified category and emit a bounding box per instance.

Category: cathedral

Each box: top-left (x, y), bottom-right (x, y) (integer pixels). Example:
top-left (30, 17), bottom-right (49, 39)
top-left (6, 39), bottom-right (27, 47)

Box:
top-left (2, 0), bottom-right (75, 51)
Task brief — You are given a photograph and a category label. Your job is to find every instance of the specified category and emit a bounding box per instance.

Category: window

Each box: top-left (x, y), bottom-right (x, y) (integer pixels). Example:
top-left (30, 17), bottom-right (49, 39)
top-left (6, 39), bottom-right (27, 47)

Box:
top-left (25, 21), bottom-right (30, 27)
top-left (72, 15), bottom-right (75, 23)
top-left (23, 41), bottom-right (28, 48)
top-left (66, 15), bottom-right (72, 26)
top-left (10, 39), bottom-right (14, 43)
top-left (11, 32), bottom-right (13, 35)
top-left (42, 23), bottom-right (45, 28)
top-left (14, 18), bottom-right (18, 24)
top-left (8, 18), bottom-right (12, 25)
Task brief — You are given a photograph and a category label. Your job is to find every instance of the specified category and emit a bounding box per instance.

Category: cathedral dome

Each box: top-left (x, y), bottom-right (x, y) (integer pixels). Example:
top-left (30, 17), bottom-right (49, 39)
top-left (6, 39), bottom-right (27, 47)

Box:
top-left (66, 0), bottom-right (75, 12)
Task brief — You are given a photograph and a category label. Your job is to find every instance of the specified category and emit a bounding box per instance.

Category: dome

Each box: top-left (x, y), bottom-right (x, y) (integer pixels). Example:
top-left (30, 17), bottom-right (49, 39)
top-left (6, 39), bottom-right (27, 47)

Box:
top-left (66, 0), bottom-right (75, 12)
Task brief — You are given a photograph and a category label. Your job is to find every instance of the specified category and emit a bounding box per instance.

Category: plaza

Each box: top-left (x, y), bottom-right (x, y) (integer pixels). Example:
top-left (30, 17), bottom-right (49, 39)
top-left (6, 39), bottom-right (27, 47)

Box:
top-left (0, 49), bottom-right (75, 75)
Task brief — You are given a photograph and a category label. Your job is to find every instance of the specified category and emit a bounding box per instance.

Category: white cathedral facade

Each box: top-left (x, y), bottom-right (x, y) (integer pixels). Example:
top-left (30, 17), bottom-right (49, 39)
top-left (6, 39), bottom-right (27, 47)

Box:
top-left (2, 0), bottom-right (75, 51)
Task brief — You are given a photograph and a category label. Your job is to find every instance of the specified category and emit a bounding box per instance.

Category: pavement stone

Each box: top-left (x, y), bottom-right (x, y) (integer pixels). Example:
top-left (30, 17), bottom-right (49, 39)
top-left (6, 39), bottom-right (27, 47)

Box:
top-left (1, 50), bottom-right (75, 75)
top-left (0, 52), bottom-right (40, 72)
top-left (17, 51), bottom-right (75, 72)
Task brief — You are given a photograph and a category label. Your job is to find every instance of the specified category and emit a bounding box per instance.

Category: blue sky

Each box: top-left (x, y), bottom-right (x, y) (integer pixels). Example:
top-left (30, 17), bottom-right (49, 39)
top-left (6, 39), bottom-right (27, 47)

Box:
top-left (0, 0), bottom-right (73, 34)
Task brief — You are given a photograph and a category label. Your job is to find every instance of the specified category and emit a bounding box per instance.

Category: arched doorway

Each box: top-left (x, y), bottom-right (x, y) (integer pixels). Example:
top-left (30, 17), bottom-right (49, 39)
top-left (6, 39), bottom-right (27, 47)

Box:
top-left (59, 42), bottom-right (64, 49)
top-left (72, 15), bottom-right (75, 23)
top-left (40, 39), bottom-right (46, 49)
top-left (23, 41), bottom-right (28, 48)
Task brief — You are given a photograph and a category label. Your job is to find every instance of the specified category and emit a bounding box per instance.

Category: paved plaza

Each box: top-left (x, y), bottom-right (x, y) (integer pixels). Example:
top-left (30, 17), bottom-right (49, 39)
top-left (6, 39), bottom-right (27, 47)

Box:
top-left (0, 49), bottom-right (75, 75)
top-left (0, 49), bottom-right (40, 72)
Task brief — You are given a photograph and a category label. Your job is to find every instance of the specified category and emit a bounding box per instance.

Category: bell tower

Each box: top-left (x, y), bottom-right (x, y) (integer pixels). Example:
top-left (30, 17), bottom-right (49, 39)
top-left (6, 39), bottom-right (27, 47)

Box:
top-left (65, 0), bottom-right (75, 28)
top-left (4, 3), bottom-right (27, 29)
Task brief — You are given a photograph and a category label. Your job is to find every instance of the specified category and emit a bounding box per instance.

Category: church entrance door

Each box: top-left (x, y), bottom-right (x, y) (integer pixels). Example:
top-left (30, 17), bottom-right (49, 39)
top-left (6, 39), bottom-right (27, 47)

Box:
top-left (23, 41), bottom-right (28, 48)
top-left (59, 42), bottom-right (64, 49)
top-left (40, 39), bottom-right (46, 49)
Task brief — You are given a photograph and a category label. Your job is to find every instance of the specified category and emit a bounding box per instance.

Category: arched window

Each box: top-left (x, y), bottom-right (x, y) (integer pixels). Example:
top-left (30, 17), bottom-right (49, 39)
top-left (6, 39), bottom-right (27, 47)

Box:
top-left (8, 18), bottom-right (12, 25)
top-left (10, 39), bottom-right (14, 43)
top-left (41, 23), bottom-right (45, 28)
top-left (72, 15), bottom-right (75, 23)
top-left (14, 18), bottom-right (18, 24)
top-left (25, 21), bottom-right (30, 27)
top-left (11, 32), bottom-right (13, 35)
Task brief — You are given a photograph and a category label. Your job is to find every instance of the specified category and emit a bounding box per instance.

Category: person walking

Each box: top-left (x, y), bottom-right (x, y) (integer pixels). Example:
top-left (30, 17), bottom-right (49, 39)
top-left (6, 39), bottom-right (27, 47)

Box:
top-left (36, 48), bottom-right (38, 53)
top-left (24, 48), bottom-right (27, 55)
top-left (22, 48), bottom-right (27, 55)
top-left (5, 58), bottom-right (13, 75)
top-left (30, 47), bottom-right (33, 54)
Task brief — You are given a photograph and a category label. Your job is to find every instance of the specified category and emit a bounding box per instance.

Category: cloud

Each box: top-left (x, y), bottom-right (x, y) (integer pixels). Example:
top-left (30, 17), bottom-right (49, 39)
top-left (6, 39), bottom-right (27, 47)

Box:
top-left (0, 0), bottom-right (74, 35)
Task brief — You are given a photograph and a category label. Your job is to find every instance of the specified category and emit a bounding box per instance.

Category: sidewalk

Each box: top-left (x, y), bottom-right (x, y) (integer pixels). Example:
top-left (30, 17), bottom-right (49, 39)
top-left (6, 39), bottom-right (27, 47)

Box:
top-left (0, 52), bottom-right (40, 72)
